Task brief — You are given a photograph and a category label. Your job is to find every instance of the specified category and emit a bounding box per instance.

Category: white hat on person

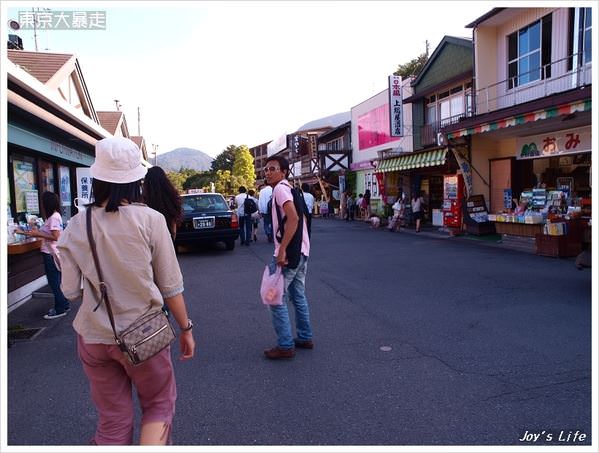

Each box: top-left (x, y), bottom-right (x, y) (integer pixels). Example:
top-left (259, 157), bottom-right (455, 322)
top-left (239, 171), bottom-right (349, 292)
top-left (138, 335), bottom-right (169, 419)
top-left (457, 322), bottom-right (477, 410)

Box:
top-left (90, 137), bottom-right (147, 184)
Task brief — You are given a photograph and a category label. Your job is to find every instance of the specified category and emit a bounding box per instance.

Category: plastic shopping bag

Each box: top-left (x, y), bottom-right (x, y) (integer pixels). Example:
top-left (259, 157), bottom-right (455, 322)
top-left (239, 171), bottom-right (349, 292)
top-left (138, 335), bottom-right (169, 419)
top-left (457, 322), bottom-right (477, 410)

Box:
top-left (260, 262), bottom-right (284, 305)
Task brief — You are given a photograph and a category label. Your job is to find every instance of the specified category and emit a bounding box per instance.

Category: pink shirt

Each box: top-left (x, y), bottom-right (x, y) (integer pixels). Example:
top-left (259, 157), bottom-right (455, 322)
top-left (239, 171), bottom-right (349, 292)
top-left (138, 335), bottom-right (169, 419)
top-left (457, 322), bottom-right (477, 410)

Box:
top-left (271, 180), bottom-right (310, 258)
top-left (40, 211), bottom-right (63, 256)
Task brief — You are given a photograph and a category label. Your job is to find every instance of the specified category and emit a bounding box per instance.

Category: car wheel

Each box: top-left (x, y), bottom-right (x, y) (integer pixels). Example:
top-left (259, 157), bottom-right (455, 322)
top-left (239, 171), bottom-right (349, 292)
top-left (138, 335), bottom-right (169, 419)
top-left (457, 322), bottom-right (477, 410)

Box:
top-left (225, 239), bottom-right (235, 251)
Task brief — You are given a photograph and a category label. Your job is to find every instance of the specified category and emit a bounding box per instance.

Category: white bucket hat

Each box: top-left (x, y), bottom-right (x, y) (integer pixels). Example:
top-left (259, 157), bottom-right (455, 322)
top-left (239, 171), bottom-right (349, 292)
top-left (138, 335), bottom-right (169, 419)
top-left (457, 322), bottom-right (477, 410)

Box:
top-left (90, 137), bottom-right (147, 183)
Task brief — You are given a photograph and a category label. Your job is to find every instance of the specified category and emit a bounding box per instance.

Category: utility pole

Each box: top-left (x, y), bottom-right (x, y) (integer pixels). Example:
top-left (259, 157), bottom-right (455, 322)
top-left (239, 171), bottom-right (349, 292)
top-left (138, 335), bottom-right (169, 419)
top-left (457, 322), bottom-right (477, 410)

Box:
top-left (32, 8), bottom-right (38, 51)
top-left (152, 144), bottom-right (158, 166)
top-left (137, 106), bottom-right (141, 136)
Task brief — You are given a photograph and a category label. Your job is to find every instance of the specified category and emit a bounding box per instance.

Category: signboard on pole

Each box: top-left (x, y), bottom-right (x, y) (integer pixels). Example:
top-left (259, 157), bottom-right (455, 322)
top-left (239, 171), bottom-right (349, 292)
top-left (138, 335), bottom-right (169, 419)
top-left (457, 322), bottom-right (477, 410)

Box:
top-left (388, 75), bottom-right (403, 137)
top-left (267, 134), bottom-right (288, 157)
top-left (76, 167), bottom-right (93, 203)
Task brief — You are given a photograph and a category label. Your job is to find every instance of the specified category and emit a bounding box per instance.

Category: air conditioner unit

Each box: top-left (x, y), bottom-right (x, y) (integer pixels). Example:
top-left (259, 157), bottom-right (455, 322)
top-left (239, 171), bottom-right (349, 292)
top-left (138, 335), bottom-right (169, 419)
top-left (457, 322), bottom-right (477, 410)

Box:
top-left (436, 132), bottom-right (446, 146)
top-left (8, 34), bottom-right (23, 50)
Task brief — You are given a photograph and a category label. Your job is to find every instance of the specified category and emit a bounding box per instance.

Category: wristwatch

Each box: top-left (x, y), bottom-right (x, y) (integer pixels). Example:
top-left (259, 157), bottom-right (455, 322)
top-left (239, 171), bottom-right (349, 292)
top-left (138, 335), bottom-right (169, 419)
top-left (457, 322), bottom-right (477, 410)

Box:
top-left (180, 319), bottom-right (193, 332)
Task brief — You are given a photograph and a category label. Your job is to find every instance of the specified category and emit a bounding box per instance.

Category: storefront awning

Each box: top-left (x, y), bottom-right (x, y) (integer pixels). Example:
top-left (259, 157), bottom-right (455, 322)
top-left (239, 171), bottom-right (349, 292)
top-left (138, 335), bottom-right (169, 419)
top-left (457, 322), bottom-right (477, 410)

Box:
top-left (446, 99), bottom-right (591, 140)
top-left (376, 148), bottom-right (448, 173)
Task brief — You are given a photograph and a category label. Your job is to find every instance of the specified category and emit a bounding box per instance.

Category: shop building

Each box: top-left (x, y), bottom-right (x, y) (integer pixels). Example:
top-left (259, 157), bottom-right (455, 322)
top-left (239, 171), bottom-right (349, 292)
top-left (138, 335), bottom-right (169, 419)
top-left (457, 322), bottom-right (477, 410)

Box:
top-left (377, 36), bottom-right (474, 227)
top-left (249, 141), bottom-right (271, 188)
top-left (317, 120), bottom-right (351, 189)
top-left (350, 79), bottom-right (414, 215)
top-left (6, 50), bottom-right (112, 309)
top-left (443, 7), bottom-right (592, 255)
top-left (262, 112), bottom-right (349, 203)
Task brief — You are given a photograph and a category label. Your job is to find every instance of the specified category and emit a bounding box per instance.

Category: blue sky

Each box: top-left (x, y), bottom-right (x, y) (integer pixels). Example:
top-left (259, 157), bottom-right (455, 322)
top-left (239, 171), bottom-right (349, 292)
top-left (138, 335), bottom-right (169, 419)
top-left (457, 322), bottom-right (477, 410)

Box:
top-left (5, 1), bottom-right (500, 157)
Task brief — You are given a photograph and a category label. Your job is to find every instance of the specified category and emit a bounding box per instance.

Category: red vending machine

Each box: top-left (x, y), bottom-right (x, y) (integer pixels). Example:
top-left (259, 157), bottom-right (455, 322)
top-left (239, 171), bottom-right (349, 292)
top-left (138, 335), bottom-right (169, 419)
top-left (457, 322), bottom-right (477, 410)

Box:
top-left (443, 174), bottom-right (464, 229)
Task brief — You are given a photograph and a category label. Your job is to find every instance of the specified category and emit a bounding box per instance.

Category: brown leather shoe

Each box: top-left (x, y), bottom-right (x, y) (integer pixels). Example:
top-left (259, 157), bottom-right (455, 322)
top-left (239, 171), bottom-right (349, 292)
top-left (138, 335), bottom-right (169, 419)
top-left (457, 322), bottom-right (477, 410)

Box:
top-left (294, 339), bottom-right (314, 349)
top-left (264, 347), bottom-right (295, 359)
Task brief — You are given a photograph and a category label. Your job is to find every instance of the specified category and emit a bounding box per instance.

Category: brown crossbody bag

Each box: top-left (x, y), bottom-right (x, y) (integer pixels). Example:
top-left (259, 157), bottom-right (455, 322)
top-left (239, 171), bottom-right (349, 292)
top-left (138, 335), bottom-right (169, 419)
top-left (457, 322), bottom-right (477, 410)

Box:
top-left (86, 206), bottom-right (175, 365)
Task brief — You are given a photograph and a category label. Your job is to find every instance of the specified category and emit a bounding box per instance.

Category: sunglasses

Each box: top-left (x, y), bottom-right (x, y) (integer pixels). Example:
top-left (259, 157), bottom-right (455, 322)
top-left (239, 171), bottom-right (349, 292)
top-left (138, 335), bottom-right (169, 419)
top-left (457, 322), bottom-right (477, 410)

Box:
top-left (263, 166), bottom-right (281, 173)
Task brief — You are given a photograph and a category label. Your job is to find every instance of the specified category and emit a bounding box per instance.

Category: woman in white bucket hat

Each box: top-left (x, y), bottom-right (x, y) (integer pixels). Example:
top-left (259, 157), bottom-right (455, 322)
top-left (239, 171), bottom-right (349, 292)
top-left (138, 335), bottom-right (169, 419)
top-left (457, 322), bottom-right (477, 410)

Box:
top-left (57, 137), bottom-right (195, 445)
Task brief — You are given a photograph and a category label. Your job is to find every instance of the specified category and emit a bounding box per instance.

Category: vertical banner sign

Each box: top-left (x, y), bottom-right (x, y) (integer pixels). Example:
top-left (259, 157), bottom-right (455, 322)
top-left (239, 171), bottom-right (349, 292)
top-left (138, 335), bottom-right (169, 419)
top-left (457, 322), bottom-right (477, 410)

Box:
top-left (339, 175), bottom-right (346, 193)
top-left (388, 75), bottom-right (403, 137)
top-left (375, 172), bottom-right (385, 202)
top-left (308, 133), bottom-right (318, 158)
top-left (451, 147), bottom-right (473, 199)
top-left (292, 135), bottom-right (301, 155)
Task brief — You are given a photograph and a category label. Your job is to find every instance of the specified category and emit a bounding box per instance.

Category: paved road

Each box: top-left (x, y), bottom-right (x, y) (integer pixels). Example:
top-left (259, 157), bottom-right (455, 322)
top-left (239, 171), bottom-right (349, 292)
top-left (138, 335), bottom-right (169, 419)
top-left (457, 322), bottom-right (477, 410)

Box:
top-left (6, 218), bottom-right (592, 446)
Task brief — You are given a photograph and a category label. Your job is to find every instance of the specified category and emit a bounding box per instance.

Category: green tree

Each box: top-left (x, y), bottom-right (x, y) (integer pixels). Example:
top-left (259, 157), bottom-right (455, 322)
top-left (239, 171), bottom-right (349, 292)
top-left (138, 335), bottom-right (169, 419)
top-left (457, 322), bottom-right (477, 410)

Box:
top-left (214, 169), bottom-right (232, 194)
top-left (394, 40), bottom-right (429, 78)
top-left (166, 171), bottom-right (186, 193)
top-left (231, 144), bottom-right (255, 189)
top-left (183, 170), bottom-right (216, 191)
top-left (211, 145), bottom-right (236, 172)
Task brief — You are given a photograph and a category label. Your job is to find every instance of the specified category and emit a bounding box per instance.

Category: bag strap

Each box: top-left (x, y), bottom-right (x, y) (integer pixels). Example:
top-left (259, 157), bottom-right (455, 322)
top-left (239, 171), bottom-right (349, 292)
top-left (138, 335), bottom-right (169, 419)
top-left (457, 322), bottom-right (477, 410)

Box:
top-left (86, 207), bottom-right (122, 347)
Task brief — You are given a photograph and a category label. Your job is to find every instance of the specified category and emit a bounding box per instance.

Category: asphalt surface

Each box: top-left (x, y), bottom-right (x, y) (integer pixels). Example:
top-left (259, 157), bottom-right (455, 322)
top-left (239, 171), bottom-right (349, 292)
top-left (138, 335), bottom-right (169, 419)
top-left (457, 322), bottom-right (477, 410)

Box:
top-left (6, 218), bottom-right (593, 447)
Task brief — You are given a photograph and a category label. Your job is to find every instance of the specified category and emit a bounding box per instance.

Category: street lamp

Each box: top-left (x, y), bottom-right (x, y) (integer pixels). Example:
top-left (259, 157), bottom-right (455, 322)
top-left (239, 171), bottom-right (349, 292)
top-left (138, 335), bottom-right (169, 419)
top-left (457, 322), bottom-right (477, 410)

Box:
top-left (152, 144), bottom-right (159, 166)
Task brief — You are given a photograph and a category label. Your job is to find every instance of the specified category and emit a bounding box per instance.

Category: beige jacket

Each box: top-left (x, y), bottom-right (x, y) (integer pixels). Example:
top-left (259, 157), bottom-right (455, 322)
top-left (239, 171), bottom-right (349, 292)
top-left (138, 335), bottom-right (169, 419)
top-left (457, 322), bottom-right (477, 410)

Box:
top-left (57, 204), bottom-right (184, 344)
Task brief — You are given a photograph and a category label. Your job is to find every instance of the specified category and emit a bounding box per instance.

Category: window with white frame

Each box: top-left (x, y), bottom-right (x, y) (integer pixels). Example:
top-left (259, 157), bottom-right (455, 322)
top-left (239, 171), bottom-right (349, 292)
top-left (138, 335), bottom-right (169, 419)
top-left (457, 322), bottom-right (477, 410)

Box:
top-left (426, 83), bottom-right (471, 127)
top-left (582, 8), bottom-right (592, 63)
top-left (326, 138), bottom-right (343, 151)
top-left (507, 14), bottom-right (552, 89)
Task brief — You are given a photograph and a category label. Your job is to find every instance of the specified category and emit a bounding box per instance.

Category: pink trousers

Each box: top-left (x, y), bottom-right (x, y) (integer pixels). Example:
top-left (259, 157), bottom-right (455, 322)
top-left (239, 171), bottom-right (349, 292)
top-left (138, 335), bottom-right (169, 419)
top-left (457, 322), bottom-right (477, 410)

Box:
top-left (77, 335), bottom-right (177, 445)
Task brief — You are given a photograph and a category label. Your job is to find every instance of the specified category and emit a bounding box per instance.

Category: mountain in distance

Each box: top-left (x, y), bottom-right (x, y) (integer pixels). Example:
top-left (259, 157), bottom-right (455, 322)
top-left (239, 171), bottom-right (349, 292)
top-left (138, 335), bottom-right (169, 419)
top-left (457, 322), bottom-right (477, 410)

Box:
top-left (156, 147), bottom-right (214, 172)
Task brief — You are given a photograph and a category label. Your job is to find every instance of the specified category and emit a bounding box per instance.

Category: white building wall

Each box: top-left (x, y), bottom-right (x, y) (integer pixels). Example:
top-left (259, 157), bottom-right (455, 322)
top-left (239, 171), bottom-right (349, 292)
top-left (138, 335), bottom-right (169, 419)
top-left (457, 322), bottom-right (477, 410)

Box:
top-left (350, 78), bottom-right (414, 166)
top-left (475, 7), bottom-right (575, 114)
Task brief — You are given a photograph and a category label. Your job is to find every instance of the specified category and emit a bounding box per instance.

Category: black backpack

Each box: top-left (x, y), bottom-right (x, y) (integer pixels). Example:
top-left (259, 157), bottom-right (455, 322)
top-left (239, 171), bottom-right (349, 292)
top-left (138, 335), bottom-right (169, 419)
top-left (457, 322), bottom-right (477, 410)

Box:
top-left (243, 194), bottom-right (258, 215)
top-left (271, 184), bottom-right (311, 269)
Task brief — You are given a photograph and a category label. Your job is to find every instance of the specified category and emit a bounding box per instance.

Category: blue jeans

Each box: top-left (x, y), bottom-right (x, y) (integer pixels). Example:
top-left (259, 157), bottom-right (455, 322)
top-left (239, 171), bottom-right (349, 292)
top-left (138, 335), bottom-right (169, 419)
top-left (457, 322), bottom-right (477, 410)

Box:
top-left (239, 215), bottom-right (252, 244)
top-left (42, 252), bottom-right (70, 314)
top-left (268, 255), bottom-right (312, 349)
top-left (262, 213), bottom-right (273, 239)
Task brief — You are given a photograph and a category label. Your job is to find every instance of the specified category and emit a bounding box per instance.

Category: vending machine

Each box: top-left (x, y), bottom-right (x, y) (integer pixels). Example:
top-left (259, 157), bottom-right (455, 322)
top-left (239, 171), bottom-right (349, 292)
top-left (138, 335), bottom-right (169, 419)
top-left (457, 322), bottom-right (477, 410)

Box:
top-left (443, 174), bottom-right (464, 229)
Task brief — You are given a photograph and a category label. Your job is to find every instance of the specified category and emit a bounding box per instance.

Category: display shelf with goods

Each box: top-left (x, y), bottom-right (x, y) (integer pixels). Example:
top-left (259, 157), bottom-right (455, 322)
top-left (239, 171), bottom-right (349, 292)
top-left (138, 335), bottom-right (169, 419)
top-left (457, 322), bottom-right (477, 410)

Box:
top-left (463, 194), bottom-right (495, 235)
top-left (488, 184), bottom-right (589, 256)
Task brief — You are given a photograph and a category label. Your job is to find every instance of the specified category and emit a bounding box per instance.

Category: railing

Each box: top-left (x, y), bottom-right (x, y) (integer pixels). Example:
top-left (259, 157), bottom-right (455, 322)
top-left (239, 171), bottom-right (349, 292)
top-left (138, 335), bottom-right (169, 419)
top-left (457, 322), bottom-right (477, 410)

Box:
top-left (317, 148), bottom-right (352, 154)
top-left (474, 53), bottom-right (592, 115)
top-left (422, 109), bottom-right (473, 146)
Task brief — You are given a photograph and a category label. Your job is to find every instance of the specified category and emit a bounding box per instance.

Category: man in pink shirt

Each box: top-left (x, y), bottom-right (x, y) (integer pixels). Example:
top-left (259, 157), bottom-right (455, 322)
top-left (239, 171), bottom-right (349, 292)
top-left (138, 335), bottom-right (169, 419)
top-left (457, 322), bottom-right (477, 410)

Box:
top-left (263, 155), bottom-right (313, 359)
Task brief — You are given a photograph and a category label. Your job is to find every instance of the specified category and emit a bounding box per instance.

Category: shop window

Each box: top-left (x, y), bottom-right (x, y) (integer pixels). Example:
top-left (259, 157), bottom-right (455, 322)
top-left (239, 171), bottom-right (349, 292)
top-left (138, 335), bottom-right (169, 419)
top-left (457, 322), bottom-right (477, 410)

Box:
top-left (568, 8), bottom-right (592, 69)
top-left (507, 14), bottom-right (552, 89)
top-left (59, 165), bottom-right (72, 220)
top-left (583, 7), bottom-right (592, 63)
top-left (426, 103), bottom-right (436, 125)
top-left (11, 154), bottom-right (39, 217)
top-left (39, 160), bottom-right (55, 193)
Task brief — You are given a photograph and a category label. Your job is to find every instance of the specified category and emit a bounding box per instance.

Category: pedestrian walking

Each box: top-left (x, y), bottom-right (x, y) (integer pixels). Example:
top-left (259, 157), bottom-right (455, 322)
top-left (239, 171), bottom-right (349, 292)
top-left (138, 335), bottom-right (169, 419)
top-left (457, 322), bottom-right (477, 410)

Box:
top-left (319, 198), bottom-right (329, 218)
top-left (235, 186), bottom-right (253, 245)
top-left (248, 189), bottom-right (260, 242)
top-left (142, 166), bottom-right (183, 241)
top-left (16, 191), bottom-right (70, 319)
top-left (300, 183), bottom-right (314, 221)
top-left (356, 193), bottom-right (364, 219)
top-left (263, 155), bottom-right (313, 360)
top-left (258, 183), bottom-right (273, 242)
top-left (388, 191), bottom-right (406, 232)
top-left (57, 137), bottom-right (195, 445)
top-left (361, 189), bottom-right (371, 220)
top-left (345, 192), bottom-right (355, 221)
top-left (411, 190), bottom-right (426, 232)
